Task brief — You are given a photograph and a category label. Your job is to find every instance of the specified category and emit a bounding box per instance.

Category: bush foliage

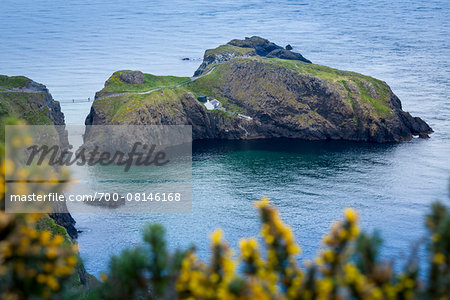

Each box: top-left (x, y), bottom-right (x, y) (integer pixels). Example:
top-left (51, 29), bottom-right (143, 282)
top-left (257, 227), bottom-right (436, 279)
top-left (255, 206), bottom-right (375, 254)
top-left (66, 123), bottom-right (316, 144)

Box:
top-left (0, 126), bottom-right (449, 299)
top-left (85, 199), bottom-right (449, 300)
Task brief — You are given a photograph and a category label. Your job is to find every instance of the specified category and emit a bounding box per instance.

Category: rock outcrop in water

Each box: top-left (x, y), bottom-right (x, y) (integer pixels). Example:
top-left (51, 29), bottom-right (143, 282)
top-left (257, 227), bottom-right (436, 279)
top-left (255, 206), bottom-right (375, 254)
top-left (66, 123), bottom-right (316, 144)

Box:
top-left (85, 37), bottom-right (432, 142)
top-left (0, 75), bottom-right (77, 238)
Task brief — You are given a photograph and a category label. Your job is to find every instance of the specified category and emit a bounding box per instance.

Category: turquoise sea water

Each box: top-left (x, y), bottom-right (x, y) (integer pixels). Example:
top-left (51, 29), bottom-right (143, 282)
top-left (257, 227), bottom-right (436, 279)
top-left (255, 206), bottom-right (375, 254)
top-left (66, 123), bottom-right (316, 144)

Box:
top-left (1, 0), bottom-right (449, 275)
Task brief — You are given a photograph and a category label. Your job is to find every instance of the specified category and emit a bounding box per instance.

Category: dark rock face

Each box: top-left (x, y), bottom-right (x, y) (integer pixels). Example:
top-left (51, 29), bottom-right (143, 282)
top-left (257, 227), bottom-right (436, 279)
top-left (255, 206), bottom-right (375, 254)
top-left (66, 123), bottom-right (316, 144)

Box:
top-left (118, 71), bottom-right (145, 84)
top-left (194, 36), bottom-right (311, 76)
top-left (49, 213), bottom-right (78, 239)
top-left (85, 105), bottom-right (108, 125)
top-left (399, 111), bottom-right (432, 138)
top-left (285, 44), bottom-right (293, 50)
top-left (194, 48), bottom-right (256, 77)
top-left (10, 77), bottom-right (76, 237)
top-left (26, 81), bottom-right (76, 236)
top-left (227, 36), bottom-right (311, 63)
top-left (266, 48), bottom-right (310, 61)
top-left (228, 36), bottom-right (282, 56)
top-left (24, 80), bottom-right (66, 126)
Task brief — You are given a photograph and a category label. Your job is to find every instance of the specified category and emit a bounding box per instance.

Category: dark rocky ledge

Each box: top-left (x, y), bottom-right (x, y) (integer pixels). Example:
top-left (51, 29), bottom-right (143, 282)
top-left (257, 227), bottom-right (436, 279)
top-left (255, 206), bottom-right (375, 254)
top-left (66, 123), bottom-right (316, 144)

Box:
top-left (194, 36), bottom-right (311, 76)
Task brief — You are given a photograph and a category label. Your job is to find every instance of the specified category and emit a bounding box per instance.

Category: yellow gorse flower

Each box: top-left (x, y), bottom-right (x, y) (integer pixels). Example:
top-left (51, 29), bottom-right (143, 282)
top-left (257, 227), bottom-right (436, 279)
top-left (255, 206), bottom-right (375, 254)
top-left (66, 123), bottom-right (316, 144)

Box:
top-left (0, 130), bottom-right (78, 299)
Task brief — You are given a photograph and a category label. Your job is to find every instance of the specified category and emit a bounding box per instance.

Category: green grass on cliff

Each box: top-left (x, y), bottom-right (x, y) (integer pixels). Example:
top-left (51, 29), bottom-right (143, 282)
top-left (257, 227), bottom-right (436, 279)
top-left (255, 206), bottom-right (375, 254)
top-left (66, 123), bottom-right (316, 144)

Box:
top-left (96, 56), bottom-right (394, 121)
top-left (0, 75), bottom-right (52, 125)
top-left (185, 64), bottom-right (248, 114)
top-left (186, 63), bottom-right (226, 97)
top-left (22, 110), bottom-right (54, 125)
top-left (100, 71), bottom-right (190, 94)
top-left (94, 87), bottom-right (189, 123)
top-left (36, 215), bottom-right (72, 243)
top-left (188, 57), bottom-right (393, 117)
top-left (205, 44), bottom-right (255, 56)
top-left (0, 75), bottom-right (31, 89)
top-left (352, 80), bottom-right (391, 116)
top-left (266, 58), bottom-right (357, 81)
top-left (265, 58), bottom-right (392, 116)
top-left (0, 93), bottom-right (53, 125)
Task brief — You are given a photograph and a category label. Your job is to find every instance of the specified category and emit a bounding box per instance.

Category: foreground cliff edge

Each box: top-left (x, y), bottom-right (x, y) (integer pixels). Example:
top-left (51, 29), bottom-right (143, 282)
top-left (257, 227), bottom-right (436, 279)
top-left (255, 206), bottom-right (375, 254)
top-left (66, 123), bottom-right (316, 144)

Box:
top-left (86, 36), bottom-right (432, 142)
top-left (0, 75), bottom-right (77, 236)
top-left (0, 75), bottom-right (95, 289)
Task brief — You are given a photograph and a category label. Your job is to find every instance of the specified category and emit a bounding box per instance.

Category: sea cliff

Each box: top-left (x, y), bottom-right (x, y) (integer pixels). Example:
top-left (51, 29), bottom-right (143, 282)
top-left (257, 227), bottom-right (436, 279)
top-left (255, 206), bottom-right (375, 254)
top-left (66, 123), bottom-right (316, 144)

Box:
top-left (0, 74), bottom-right (76, 238)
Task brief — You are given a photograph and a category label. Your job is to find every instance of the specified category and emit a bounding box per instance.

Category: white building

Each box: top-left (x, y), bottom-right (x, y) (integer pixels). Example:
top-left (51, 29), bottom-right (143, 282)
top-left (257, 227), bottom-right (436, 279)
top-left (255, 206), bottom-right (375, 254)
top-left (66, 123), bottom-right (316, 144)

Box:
top-left (204, 99), bottom-right (221, 110)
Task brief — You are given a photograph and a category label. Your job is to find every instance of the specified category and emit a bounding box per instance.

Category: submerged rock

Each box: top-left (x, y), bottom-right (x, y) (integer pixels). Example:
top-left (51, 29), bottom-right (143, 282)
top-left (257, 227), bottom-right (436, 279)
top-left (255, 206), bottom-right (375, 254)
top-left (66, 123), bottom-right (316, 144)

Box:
top-left (86, 38), bottom-right (432, 143)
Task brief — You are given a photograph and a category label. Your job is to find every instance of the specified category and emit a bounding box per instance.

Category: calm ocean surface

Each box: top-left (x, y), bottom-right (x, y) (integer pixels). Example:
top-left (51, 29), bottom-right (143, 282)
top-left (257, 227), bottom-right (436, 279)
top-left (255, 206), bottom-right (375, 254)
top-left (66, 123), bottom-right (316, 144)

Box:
top-left (1, 0), bottom-right (449, 275)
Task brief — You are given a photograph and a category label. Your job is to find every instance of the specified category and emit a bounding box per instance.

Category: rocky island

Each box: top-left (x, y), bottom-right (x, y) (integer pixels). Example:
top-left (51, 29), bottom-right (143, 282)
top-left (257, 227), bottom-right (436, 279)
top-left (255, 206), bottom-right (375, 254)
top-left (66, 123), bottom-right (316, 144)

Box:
top-left (87, 36), bottom-right (432, 142)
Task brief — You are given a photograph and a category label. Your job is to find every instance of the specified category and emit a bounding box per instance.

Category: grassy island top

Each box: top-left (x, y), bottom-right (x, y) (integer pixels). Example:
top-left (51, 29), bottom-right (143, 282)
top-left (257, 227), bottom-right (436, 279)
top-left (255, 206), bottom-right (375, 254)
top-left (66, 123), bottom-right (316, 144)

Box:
top-left (97, 56), bottom-right (393, 119)
top-left (204, 44), bottom-right (256, 56)
top-left (99, 70), bottom-right (190, 94)
top-left (0, 75), bottom-right (31, 89)
top-left (190, 57), bottom-right (393, 116)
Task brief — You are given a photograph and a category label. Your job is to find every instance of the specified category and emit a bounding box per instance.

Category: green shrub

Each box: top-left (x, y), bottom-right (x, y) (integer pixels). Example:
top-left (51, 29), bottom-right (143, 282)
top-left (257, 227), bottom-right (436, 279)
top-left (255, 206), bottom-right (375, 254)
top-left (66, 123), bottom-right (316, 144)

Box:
top-left (84, 198), bottom-right (449, 299)
top-left (1, 129), bottom-right (449, 299)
